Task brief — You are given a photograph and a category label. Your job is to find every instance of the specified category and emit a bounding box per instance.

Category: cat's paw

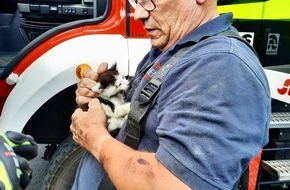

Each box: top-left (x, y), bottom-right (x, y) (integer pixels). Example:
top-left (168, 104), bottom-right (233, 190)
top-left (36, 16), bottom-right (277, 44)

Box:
top-left (114, 103), bottom-right (131, 117)
top-left (101, 103), bottom-right (114, 117)
top-left (91, 83), bottom-right (102, 93)
top-left (108, 118), bottom-right (125, 131)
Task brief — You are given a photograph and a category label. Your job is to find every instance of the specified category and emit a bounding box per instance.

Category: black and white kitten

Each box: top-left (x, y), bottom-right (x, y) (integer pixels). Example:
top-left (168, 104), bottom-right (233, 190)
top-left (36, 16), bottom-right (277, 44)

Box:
top-left (91, 63), bottom-right (130, 134)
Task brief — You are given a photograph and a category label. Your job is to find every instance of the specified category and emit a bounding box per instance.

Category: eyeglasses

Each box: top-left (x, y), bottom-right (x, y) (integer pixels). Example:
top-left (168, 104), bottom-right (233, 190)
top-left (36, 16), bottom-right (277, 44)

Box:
top-left (128, 0), bottom-right (156, 11)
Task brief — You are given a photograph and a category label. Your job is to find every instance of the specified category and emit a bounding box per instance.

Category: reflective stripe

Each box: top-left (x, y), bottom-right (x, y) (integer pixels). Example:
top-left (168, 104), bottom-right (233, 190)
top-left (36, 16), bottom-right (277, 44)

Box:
top-left (218, 0), bottom-right (290, 20)
top-left (0, 161), bottom-right (13, 190)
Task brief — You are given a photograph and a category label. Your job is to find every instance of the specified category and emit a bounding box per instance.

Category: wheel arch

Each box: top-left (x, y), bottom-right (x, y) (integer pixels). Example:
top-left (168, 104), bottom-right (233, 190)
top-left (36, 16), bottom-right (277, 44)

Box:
top-left (0, 34), bottom-right (130, 138)
top-left (22, 84), bottom-right (77, 144)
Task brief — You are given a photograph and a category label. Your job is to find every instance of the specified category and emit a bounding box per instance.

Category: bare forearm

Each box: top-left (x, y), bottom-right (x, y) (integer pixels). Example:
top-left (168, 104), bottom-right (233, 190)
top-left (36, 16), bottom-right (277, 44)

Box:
top-left (90, 137), bottom-right (190, 190)
top-left (99, 139), bottom-right (157, 190)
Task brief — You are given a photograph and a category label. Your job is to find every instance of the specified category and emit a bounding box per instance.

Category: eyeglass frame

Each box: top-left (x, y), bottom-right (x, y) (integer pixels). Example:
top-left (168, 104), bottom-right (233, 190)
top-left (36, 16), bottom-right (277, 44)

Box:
top-left (128, 0), bottom-right (156, 11)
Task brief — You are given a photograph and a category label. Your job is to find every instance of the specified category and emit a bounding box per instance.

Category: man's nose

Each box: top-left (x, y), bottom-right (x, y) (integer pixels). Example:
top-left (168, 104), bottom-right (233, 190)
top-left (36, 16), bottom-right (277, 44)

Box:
top-left (134, 3), bottom-right (150, 21)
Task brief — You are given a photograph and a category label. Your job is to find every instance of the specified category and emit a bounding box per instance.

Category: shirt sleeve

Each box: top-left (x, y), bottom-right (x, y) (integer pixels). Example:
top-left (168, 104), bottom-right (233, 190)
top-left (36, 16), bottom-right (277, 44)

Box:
top-left (155, 39), bottom-right (270, 189)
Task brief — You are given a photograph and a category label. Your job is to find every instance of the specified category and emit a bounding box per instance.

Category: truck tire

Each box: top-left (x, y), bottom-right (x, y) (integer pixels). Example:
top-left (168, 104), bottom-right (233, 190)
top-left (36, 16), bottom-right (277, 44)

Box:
top-left (42, 135), bottom-right (86, 190)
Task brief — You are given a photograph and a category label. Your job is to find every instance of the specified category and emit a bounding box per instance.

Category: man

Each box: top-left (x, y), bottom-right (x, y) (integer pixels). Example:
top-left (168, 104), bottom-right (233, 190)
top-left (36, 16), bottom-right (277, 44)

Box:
top-left (70, 0), bottom-right (271, 189)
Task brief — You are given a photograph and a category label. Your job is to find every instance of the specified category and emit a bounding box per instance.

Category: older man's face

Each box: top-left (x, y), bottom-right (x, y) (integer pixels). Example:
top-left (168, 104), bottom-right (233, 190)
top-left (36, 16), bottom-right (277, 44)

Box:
top-left (134, 0), bottom-right (192, 51)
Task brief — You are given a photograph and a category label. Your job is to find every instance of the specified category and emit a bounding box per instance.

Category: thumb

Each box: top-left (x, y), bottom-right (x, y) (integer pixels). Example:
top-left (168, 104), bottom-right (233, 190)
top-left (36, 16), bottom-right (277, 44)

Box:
top-left (88, 98), bottom-right (103, 112)
top-left (88, 99), bottom-right (107, 125)
top-left (82, 68), bottom-right (98, 81)
top-left (97, 62), bottom-right (108, 74)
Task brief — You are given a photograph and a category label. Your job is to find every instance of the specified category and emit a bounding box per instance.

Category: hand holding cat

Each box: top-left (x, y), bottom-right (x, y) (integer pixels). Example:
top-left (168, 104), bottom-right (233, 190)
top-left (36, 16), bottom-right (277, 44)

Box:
top-left (70, 98), bottom-right (112, 161)
top-left (76, 62), bottom-right (108, 109)
top-left (71, 99), bottom-right (191, 190)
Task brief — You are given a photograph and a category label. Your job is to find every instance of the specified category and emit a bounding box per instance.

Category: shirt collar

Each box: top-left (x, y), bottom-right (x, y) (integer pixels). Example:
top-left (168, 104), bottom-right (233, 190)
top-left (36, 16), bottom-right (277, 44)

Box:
top-left (149, 12), bottom-right (234, 61)
top-left (177, 12), bottom-right (234, 45)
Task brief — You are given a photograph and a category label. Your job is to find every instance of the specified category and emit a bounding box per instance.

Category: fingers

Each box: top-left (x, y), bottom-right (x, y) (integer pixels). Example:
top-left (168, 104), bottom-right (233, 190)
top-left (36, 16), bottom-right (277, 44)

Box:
top-left (70, 122), bottom-right (79, 144)
top-left (75, 96), bottom-right (91, 109)
top-left (88, 98), bottom-right (101, 111)
top-left (72, 62), bottom-right (109, 143)
top-left (77, 77), bottom-right (97, 89)
top-left (71, 99), bottom-right (106, 135)
top-left (76, 84), bottom-right (96, 98)
top-left (88, 99), bottom-right (107, 128)
top-left (81, 62), bottom-right (108, 80)
top-left (70, 108), bottom-right (83, 143)
top-left (76, 62), bottom-right (108, 108)
top-left (71, 108), bottom-right (83, 128)
top-left (76, 77), bottom-right (97, 107)
top-left (76, 62), bottom-right (109, 91)
top-left (88, 99), bottom-right (106, 120)
top-left (97, 62), bottom-right (108, 75)
top-left (81, 67), bottom-right (98, 81)
top-left (70, 98), bottom-right (110, 157)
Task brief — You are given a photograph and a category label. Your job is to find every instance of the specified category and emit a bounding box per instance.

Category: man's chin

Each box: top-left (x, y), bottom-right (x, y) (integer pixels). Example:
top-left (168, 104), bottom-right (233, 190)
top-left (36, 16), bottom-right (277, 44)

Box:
top-left (150, 39), bottom-right (165, 50)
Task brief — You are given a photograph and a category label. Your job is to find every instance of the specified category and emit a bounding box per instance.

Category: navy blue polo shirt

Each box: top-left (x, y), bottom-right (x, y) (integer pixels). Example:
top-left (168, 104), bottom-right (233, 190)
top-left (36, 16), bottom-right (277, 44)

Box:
top-left (122, 12), bottom-right (270, 189)
top-left (72, 13), bottom-right (270, 190)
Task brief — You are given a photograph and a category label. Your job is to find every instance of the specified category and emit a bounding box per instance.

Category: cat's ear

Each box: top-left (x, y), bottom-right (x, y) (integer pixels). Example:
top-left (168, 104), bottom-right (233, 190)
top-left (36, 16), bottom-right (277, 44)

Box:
top-left (109, 62), bottom-right (117, 71)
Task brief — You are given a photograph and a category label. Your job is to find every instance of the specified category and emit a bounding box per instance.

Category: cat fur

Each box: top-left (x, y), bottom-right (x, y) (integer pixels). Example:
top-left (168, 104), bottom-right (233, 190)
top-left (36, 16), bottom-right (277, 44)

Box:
top-left (91, 64), bottom-right (131, 133)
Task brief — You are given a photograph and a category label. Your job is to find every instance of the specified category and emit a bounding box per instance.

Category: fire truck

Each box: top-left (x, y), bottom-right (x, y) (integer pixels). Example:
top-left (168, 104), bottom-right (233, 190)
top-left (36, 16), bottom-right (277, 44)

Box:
top-left (0, 0), bottom-right (289, 189)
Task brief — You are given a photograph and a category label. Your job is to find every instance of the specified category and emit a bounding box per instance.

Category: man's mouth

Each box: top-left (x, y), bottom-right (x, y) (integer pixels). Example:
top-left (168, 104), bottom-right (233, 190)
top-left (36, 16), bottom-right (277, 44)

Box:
top-left (147, 29), bottom-right (157, 37)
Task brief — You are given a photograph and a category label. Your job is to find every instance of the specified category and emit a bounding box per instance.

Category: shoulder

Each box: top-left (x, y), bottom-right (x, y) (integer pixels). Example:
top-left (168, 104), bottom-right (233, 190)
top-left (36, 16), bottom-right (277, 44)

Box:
top-left (190, 35), bottom-right (255, 59)
top-left (172, 35), bottom-right (267, 85)
top-left (160, 36), bottom-right (270, 100)
top-left (168, 37), bottom-right (252, 78)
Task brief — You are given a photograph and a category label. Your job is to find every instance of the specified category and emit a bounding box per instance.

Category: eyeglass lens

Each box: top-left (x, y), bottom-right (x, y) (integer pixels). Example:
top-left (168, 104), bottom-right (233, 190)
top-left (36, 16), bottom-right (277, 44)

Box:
top-left (135, 0), bottom-right (155, 11)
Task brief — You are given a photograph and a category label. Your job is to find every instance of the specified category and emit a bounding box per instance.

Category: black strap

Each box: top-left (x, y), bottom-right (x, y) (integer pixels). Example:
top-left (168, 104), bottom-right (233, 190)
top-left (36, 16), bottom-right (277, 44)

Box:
top-left (124, 47), bottom-right (191, 149)
top-left (97, 47), bottom-right (191, 190)
top-left (98, 29), bottom-right (258, 190)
